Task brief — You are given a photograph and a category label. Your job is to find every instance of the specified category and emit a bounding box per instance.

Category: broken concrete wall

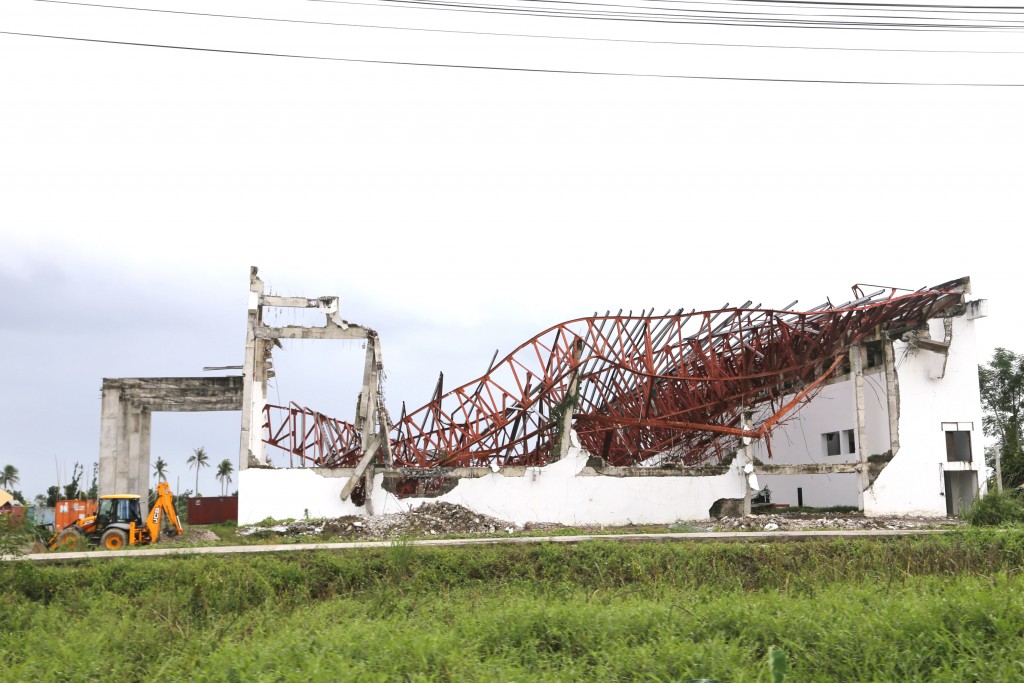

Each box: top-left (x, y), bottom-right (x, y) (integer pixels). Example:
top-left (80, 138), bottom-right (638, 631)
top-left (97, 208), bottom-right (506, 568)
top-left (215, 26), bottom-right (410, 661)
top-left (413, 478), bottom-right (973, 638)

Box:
top-left (753, 354), bottom-right (894, 509)
top-left (752, 307), bottom-right (985, 515)
top-left (754, 379), bottom-right (866, 508)
top-left (864, 314), bottom-right (986, 516)
top-left (238, 446), bottom-right (747, 526)
top-left (98, 377), bottom-right (243, 517)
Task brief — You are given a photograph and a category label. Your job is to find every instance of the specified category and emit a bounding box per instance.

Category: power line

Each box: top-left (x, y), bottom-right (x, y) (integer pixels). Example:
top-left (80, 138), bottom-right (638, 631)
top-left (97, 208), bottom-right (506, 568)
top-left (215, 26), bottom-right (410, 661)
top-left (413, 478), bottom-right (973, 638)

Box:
top-left (3, 29), bottom-right (1023, 85)
top-left (302, 0), bottom-right (1024, 30)
top-left (390, 0), bottom-right (1024, 21)
top-left (34, 0), bottom-right (1024, 53)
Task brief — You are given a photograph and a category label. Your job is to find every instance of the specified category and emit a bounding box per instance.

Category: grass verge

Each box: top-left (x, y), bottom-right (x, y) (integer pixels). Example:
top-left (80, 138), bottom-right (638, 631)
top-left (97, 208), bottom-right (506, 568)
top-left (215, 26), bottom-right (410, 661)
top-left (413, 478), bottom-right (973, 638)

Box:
top-left (3, 529), bottom-right (1023, 681)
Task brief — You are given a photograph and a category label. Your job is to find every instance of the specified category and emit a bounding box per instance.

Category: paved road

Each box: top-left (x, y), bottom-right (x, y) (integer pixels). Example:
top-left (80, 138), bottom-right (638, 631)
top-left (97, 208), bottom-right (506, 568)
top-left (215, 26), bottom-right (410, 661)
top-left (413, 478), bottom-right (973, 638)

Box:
top-left (17, 528), bottom-right (946, 562)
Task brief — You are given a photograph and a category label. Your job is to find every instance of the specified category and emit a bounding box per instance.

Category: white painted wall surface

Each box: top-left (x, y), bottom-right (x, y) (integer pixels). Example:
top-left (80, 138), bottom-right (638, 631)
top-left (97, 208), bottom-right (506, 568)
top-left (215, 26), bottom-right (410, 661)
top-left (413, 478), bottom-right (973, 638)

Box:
top-left (758, 473), bottom-right (860, 509)
top-left (864, 316), bottom-right (986, 516)
top-left (238, 446), bottom-right (747, 526)
top-left (753, 378), bottom-right (866, 508)
top-left (753, 380), bottom-right (860, 466)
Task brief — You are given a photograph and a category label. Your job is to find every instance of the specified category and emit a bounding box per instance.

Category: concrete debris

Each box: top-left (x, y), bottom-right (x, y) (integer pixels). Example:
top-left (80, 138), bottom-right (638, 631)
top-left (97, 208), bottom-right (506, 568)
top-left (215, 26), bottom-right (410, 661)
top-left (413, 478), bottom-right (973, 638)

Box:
top-left (164, 528), bottom-right (220, 544)
top-left (238, 502), bottom-right (519, 540)
top-left (690, 513), bottom-right (965, 532)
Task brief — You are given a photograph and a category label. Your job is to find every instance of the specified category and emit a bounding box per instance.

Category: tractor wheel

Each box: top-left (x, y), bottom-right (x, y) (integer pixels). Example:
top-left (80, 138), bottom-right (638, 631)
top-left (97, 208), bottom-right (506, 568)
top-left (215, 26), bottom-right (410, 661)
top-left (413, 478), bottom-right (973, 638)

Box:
top-left (100, 529), bottom-right (128, 551)
top-left (55, 527), bottom-right (85, 552)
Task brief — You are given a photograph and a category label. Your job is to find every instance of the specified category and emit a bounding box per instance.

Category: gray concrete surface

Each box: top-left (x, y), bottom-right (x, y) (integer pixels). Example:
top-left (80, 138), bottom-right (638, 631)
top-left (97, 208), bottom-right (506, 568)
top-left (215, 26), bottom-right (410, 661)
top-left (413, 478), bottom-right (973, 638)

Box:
top-left (14, 528), bottom-right (947, 563)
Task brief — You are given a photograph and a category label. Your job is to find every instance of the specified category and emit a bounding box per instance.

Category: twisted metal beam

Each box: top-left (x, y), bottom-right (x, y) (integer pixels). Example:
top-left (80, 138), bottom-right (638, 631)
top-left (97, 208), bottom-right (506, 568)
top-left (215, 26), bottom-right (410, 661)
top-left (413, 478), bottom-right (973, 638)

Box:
top-left (264, 280), bottom-right (968, 470)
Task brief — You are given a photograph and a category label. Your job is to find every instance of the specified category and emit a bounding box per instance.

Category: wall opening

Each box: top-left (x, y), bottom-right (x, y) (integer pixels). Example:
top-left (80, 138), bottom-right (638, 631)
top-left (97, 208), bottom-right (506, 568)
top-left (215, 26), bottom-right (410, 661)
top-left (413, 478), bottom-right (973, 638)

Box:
top-left (944, 431), bottom-right (973, 463)
top-left (151, 412), bottom-right (240, 497)
top-left (823, 430), bottom-right (857, 457)
top-left (943, 471), bottom-right (978, 516)
top-left (864, 341), bottom-right (884, 369)
top-left (823, 432), bottom-right (841, 456)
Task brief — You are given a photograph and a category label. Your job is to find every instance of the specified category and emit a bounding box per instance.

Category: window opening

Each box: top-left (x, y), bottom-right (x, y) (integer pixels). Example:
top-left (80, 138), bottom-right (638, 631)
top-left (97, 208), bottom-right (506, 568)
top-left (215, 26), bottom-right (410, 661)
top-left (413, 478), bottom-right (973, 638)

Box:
top-left (945, 431), bottom-right (972, 462)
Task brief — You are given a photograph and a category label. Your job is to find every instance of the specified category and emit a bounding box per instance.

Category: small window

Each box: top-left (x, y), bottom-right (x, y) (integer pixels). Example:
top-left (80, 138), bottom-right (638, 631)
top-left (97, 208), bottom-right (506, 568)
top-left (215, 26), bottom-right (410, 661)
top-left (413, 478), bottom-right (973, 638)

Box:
top-left (864, 341), bottom-right (884, 368)
top-left (946, 431), bottom-right (972, 462)
top-left (823, 432), bottom-right (841, 456)
top-left (844, 429), bottom-right (856, 454)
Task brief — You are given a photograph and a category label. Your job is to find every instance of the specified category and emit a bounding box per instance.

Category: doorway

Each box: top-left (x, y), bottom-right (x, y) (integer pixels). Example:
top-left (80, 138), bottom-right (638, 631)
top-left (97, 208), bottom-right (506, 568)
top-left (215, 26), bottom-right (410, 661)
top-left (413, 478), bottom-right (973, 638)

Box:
top-left (943, 471), bottom-right (979, 516)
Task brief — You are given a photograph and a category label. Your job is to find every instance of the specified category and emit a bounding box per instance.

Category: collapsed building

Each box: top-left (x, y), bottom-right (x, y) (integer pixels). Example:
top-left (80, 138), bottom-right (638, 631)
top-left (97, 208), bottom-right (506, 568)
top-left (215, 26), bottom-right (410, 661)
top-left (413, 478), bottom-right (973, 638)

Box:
top-left (98, 269), bottom-right (989, 525)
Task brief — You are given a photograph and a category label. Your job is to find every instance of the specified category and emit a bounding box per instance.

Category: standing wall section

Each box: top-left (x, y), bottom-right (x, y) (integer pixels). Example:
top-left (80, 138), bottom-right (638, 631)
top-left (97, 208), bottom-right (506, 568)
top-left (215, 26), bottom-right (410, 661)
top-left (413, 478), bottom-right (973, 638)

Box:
top-left (238, 447), bottom-right (747, 526)
top-left (864, 315), bottom-right (986, 516)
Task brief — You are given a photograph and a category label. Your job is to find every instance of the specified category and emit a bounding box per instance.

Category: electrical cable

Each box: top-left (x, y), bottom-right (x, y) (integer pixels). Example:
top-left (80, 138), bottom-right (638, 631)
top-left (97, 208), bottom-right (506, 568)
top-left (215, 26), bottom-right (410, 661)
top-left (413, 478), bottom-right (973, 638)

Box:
top-left (29, 0), bottom-right (1024, 52)
top-left (3, 29), bottom-right (1024, 84)
top-left (383, 0), bottom-right (1024, 24)
top-left (302, 0), bottom-right (1024, 30)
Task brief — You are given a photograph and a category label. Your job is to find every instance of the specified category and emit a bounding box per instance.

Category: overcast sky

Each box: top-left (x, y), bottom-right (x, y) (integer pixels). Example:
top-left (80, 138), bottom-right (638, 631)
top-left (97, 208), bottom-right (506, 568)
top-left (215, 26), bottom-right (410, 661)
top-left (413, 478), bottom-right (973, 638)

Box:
top-left (2, 0), bottom-right (1021, 499)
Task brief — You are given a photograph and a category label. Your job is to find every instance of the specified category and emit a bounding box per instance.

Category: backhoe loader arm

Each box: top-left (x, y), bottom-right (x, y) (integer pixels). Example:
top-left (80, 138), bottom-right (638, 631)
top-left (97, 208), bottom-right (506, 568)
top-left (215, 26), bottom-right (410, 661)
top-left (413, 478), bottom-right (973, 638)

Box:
top-left (146, 481), bottom-right (184, 540)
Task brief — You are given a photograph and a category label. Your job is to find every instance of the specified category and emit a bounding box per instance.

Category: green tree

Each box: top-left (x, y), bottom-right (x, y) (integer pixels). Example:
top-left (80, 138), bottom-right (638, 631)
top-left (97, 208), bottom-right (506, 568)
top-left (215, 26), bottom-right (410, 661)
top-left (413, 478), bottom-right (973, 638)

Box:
top-left (215, 459), bottom-right (234, 496)
top-left (0, 464), bottom-right (19, 490)
top-left (45, 486), bottom-right (59, 507)
top-left (153, 457), bottom-right (169, 483)
top-left (62, 462), bottom-right (84, 501)
top-left (87, 462), bottom-right (98, 499)
top-left (186, 447), bottom-right (210, 497)
top-left (979, 348), bottom-right (1024, 489)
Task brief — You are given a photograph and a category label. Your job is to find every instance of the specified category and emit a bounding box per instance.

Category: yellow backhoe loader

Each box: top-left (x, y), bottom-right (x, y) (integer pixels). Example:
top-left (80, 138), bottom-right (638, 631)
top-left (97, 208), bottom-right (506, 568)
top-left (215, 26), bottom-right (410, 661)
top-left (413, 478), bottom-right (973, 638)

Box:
top-left (48, 481), bottom-right (184, 551)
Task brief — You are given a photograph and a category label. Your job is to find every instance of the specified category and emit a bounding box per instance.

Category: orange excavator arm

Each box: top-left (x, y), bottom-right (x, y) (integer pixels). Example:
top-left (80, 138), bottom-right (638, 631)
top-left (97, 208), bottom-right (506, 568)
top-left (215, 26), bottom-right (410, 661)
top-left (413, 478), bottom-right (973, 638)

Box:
top-left (145, 481), bottom-right (184, 541)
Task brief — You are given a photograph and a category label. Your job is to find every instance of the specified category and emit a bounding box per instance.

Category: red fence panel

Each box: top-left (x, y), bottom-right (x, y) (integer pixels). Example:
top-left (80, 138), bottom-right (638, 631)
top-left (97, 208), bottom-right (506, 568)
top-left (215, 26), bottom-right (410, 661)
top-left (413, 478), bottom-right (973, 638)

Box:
top-left (187, 496), bottom-right (238, 525)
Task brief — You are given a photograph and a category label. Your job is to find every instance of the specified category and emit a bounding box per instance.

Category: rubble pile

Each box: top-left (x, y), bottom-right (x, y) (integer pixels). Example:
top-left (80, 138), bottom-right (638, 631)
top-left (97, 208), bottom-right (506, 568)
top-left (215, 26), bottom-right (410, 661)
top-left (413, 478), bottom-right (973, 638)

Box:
top-left (236, 506), bottom-right (965, 542)
top-left (165, 528), bottom-right (220, 544)
top-left (691, 513), bottom-right (965, 532)
top-left (239, 502), bottom-right (518, 541)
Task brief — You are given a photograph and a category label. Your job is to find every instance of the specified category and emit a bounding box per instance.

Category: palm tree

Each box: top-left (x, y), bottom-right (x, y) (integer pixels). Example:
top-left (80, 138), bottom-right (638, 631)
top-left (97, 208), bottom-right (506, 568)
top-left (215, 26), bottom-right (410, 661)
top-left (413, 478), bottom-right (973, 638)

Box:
top-left (153, 457), bottom-right (168, 483)
top-left (216, 459), bottom-right (234, 496)
top-left (186, 447), bottom-right (210, 497)
top-left (0, 464), bottom-right (19, 490)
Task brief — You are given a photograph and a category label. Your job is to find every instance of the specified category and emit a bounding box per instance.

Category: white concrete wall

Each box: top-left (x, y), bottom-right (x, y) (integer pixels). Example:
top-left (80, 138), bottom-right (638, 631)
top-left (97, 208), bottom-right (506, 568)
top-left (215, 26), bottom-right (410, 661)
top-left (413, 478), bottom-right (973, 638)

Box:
top-left (864, 316), bottom-right (986, 516)
top-left (753, 313), bottom-right (985, 515)
top-left (753, 378), bottom-right (868, 508)
top-left (239, 446), bottom-right (747, 526)
top-left (757, 472), bottom-right (860, 509)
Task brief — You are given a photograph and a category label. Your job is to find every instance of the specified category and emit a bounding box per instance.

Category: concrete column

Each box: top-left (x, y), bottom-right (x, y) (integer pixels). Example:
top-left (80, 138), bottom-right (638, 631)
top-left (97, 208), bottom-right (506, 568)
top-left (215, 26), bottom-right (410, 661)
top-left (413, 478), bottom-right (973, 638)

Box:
top-left (742, 412), bottom-right (755, 515)
top-left (555, 338), bottom-right (585, 461)
top-left (114, 399), bottom-right (133, 496)
top-left (98, 384), bottom-right (121, 497)
top-left (239, 267), bottom-right (265, 470)
top-left (883, 339), bottom-right (900, 456)
top-left (126, 408), bottom-right (143, 495)
top-left (850, 344), bottom-right (869, 507)
top-left (138, 409), bottom-right (152, 519)
top-left (358, 335), bottom-right (381, 499)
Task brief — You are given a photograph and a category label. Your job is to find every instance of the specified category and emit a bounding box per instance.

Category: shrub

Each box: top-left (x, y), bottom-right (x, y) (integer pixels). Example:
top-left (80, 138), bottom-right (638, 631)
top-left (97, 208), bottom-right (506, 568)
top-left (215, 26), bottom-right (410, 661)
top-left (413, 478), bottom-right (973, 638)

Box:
top-left (0, 513), bottom-right (42, 559)
top-left (963, 489), bottom-right (1024, 526)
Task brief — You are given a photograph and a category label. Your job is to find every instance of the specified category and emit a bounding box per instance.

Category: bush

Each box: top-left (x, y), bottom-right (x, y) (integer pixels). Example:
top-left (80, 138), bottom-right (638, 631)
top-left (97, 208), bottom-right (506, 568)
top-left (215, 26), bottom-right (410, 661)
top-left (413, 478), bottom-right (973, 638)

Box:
top-left (963, 489), bottom-right (1024, 526)
top-left (0, 513), bottom-right (39, 558)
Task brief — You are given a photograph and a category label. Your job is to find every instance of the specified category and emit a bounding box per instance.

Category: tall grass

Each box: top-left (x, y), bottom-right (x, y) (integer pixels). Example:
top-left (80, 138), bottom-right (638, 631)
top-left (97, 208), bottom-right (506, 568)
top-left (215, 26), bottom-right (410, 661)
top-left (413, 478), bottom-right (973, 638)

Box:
top-left (2, 530), bottom-right (1023, 681)
top-left (963, 489), bottom-right (1024, 526)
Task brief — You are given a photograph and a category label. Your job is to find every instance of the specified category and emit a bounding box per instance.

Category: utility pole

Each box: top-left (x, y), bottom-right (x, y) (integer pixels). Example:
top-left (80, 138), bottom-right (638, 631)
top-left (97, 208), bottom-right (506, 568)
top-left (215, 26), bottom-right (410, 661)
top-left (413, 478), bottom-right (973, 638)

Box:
top-left (995, 446), bottom-right (1004, 493)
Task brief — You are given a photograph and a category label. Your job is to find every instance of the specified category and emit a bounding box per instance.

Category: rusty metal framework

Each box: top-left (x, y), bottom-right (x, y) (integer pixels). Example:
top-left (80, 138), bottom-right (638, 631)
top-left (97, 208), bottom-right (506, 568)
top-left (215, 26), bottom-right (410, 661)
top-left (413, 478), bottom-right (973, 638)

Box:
top-left (263, 281), bottom-right (968, 470)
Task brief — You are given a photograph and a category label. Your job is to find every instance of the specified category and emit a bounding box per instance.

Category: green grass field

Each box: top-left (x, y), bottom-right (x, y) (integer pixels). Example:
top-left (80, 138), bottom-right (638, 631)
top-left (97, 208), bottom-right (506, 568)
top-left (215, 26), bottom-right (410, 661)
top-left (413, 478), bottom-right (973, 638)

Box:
top-left (4, 530), bottom-right (1024, 681)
